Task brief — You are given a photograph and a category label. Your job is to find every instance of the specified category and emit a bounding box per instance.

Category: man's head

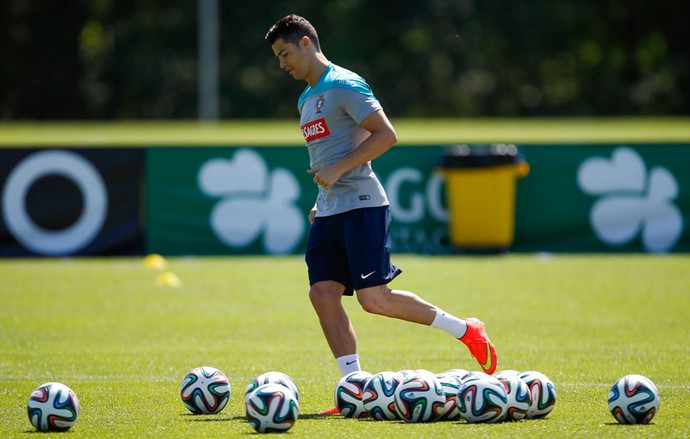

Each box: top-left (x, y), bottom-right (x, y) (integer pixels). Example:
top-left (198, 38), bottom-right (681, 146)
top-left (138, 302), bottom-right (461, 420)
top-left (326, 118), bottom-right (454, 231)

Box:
top-left (265, 14), bottom-right (320, 52)
top-left (266, 15), bottom-right (326, 85)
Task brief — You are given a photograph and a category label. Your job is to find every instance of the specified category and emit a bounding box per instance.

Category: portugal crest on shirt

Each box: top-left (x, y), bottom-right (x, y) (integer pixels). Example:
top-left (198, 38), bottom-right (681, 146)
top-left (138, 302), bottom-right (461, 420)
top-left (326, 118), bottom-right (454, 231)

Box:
top-left (315, 94), bottom-right (325, 114)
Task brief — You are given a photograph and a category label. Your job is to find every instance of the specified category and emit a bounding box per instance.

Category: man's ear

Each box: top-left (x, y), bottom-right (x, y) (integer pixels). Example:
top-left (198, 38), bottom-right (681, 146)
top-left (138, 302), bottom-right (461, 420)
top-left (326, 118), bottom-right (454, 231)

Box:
top-left (300, 36), bottom-right (312, 50)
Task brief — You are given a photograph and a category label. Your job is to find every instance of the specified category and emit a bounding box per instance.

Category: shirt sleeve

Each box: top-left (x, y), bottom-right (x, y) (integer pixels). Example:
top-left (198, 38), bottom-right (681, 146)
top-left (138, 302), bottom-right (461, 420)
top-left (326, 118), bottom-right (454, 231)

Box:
top-left (337, 87), bottom-right (383, 125)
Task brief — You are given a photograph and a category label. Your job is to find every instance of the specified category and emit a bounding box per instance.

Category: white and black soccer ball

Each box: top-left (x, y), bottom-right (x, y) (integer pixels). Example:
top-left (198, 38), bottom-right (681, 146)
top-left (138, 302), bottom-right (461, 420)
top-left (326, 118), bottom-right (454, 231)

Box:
top-left (362, 371), bottom-right (402, 420)
top-left (393, 371), bottom-right (446, 423)
top-left (436, 372), bottom-right (463, 421)
top-left (457, 376), bottom-right (508, 423)
top-left (608, 374), bottom-right (660, 424)
top-left (496, 374), bottom-right (531, 421)
top-left (246, 383), bottom-right (299, 433)
top-left (27, 382), bottom-right (80, 432)
top-left (245, 371), bottom-right (300, 403)
top-left (334, 371), bottom-right (373, 418)
top-left (180, 366), bottom-right (231, 414)
top-left (519, 371), bottom-right (556, 419)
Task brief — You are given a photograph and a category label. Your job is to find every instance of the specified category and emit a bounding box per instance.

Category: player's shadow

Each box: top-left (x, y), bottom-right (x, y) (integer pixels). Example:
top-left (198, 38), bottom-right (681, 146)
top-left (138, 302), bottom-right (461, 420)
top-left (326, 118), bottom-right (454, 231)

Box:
top-left (605, 422), bottom-right (656, 426)
top-left (181, 413), bottom-right (246, 422)
top-left (299, 413), bottom-right (341, 420)
top-left (180, 413), bottom-right (333, 422)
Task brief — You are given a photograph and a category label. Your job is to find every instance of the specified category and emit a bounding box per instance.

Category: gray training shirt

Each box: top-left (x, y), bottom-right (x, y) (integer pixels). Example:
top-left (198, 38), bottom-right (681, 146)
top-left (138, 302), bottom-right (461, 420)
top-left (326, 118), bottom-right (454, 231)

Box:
top-left (298, 62), bottom-right (390, 217)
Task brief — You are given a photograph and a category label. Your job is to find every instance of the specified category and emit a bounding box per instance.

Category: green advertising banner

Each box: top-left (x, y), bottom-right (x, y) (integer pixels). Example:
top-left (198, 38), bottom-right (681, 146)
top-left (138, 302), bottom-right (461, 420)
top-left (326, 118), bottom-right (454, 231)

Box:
top-left (146, 147), bottom-right (315, 255)
top-left (515, 144), bottom-right (689, 253)
top-left (146, 144), bottom-right (690, 255)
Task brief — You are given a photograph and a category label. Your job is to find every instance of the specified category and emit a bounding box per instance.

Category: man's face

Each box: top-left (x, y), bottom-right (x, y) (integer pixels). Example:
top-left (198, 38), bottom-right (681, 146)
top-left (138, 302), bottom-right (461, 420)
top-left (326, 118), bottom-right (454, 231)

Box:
top-left (271, 37), bottom-right (310, 81)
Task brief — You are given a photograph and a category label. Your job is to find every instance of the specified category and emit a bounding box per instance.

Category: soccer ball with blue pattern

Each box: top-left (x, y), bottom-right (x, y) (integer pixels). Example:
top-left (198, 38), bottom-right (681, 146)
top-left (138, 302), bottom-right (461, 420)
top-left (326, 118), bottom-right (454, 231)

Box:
top-left (457, 376), bottom-right (508, 423)
top-left (27, 382), bottom-right (80, 432)
top-left (246, 383), bottom-right (299, 433)
top-left (393, 371), bottom-right (446, 423)
top-left (334, 371), bottom-right (373, 418)
top-left (362, 371), bottom-right (402, 420)
top-left (608, 374), bottom-right (660, 424)
top-left (180, 366), bottom-right (231, 414)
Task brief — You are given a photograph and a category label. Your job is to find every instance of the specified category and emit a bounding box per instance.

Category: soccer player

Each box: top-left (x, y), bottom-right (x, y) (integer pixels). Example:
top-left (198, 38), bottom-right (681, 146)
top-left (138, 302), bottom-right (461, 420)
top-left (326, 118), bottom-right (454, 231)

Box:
top-left (265, 14), bottom-right (498, 414)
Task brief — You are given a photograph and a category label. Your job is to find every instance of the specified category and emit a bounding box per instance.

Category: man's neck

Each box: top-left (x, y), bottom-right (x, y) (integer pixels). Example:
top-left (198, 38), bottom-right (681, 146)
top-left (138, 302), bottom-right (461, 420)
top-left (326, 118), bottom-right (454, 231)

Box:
top-left (305, 53), bottom-right (329, 86)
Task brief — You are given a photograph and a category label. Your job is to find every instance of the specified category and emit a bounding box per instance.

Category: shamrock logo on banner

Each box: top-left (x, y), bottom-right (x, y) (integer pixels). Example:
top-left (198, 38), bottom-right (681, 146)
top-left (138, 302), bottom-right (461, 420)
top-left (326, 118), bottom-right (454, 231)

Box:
top-left (577, 146), bottom-right (683, 253)
top-left (198, 149), bottom-right (305, 254)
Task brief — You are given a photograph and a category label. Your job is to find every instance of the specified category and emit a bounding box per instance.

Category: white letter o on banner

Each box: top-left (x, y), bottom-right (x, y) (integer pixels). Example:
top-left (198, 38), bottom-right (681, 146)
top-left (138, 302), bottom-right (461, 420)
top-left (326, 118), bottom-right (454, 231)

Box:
top-left (1, 150), bottom-right (108, 255)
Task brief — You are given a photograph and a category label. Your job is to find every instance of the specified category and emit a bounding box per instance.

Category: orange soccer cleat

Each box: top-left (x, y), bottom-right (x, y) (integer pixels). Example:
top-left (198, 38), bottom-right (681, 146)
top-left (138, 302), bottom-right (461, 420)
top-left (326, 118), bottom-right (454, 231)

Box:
top-left (318, 406), bottom-right (341, 415)
top-left (459, 317), bottom-right (498, 375)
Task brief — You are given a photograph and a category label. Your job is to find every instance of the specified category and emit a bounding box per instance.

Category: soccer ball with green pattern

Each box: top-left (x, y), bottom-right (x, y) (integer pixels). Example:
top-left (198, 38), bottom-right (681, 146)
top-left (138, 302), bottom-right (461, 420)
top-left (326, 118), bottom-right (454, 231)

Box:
top-left (519, 371), bottom-right (556, 419)
top-left (180, 366), bottom-right (231, 414)
top-left (244, 371), bottom-right (300, 403)
top-left (436, 372), bottom-right (464, 421)
top-left (246, 383), bottom-right (299, 433)
top-left (457, 376), bottom-right (508, 423)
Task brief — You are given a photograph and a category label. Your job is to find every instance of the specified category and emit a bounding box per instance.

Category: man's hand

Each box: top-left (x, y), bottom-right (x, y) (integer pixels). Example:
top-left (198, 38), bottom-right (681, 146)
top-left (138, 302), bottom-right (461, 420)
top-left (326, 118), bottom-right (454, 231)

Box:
top-left (306, 163), bottom-right (344, 190)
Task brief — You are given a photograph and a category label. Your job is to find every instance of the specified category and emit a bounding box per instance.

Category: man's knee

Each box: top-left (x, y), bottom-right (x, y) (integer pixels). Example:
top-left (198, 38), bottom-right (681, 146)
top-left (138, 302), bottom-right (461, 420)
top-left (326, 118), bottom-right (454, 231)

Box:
top-left (309, 281), bottom-right (344, 310)
top-left (356, 286), bottom-right (391, 315)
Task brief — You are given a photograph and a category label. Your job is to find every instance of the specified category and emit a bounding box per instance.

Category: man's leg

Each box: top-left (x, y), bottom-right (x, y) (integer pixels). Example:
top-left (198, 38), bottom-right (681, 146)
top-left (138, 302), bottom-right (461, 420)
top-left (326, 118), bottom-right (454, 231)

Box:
top-left (355, 285), bottom-right (436, 324)
top-left (310, 280), bottom-right (359, 415)
top-left (309, 280), bottom-right (359, 369)
top-left (356, 285), bottom-right (497, 374)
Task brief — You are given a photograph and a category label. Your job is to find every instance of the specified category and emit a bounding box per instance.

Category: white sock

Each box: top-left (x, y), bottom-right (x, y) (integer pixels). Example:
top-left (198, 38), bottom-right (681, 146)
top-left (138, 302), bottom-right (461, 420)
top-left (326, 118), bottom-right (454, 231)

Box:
top-left (336, 354), bottom-right (361, 376)
top-left (431, 309), bottom-right (468, 338)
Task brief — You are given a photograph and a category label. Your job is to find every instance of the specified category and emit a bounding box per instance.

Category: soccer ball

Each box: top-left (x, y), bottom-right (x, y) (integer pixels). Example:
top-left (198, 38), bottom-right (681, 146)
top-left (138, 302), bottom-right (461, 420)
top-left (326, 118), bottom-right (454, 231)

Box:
top-left (397, 369), bottom-right (417, 379)
top-left (246, 383), bottom-right (299, 433)
top-left (493, 369), bottom-right (520, 380)
top-left (441, 368), bottom-right (470, 383)
top-left (393, 371), bottom-right (446, 423)
top-left (334, 371), bottom-right (373, 418)
top-left (180, 366), bottom-right (231, 414)
top-left (436, 372), bottom-right (463, 421)
top-left (245, 371), bottom-right (300, 403)
top-left (519, 371), bottom-right (556, 419)
top-left (608, 374), bottom-right (660, 424)
top-left (362, 371), bottom-right (402, 420)
top-left (457, 376), bottom-right (508, 423)
top-left (461, 371), bottom-right (488, 383)
top-left (27, 382), bottom-right (80, 432)
top-left (496, 374), bottom-right (531, 421)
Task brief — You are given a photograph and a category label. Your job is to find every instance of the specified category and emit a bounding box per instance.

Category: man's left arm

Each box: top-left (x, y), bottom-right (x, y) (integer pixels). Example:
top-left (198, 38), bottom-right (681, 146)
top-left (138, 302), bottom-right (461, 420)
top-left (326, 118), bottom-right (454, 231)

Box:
top-left (308, 109), bottom-right (398, 189)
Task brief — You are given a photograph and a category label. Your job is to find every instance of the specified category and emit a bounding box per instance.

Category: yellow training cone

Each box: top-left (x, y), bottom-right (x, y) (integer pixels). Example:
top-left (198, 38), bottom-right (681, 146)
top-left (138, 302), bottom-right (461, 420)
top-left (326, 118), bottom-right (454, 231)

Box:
top-left (155, 271), bottom-right (182, 288)
top-left (144, 253), bottom-right (167, 270)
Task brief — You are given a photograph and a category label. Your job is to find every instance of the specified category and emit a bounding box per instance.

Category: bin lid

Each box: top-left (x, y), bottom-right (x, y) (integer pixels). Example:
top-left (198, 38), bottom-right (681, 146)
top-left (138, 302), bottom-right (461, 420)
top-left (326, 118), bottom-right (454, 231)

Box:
top-left (439, 144), bottom-right (522, 168)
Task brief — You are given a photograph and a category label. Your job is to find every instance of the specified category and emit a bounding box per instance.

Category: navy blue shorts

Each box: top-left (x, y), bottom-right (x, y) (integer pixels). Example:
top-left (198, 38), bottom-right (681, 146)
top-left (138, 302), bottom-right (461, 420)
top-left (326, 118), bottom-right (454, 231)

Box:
top-left (305, 206), bottom-right (402, 296)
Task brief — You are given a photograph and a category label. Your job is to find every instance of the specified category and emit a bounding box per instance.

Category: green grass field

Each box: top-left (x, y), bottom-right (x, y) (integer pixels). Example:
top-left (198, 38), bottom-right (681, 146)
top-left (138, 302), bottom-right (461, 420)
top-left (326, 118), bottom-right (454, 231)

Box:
top-left (1, 117), bottom-right (690, 146)
top-left (1, 254), bottom-right (688, 437)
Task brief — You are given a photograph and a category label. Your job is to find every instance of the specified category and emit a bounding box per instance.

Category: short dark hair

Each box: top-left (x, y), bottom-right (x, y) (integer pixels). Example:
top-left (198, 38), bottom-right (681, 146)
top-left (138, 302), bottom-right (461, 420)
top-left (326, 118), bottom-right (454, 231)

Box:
top-left (265, 14), bottom-right (321, 51)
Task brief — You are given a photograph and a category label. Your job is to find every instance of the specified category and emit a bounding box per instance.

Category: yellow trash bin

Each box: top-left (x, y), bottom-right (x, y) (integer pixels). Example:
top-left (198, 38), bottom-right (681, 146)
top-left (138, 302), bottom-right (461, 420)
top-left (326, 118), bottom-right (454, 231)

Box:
top-left (438, 144), bottom-right (529, 251)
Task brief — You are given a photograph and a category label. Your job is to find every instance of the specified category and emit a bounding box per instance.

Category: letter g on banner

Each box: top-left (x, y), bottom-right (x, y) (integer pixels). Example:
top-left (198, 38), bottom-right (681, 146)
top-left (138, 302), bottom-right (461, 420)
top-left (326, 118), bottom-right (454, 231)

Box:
top-left (2, 150), bottom-right (108, 255)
